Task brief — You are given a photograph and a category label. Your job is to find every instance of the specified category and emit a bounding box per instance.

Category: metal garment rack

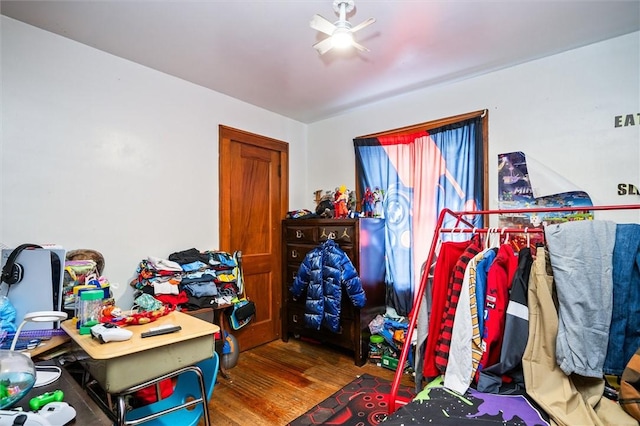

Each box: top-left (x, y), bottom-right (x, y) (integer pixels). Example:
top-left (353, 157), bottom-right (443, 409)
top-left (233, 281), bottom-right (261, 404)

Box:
top-left (387, 203), bottom-right (640, 414)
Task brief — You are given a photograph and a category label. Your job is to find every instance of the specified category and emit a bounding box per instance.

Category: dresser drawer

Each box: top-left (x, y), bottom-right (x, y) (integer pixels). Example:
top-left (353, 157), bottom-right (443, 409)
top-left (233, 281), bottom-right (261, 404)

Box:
top-left (287, 303), bottom-right (306, 330)
top-left (318, 225), bottom-right (355, 244)
top-left (284, 226), bottom-right (319, 244)
top-left (286, 304), bottom-right (355, 345)
top-left (286, 289), bottom-right (357, 320)
top-left (285, 243), bottom-right (315, 263)
top-left (285, 264), bottom-right (301, 287)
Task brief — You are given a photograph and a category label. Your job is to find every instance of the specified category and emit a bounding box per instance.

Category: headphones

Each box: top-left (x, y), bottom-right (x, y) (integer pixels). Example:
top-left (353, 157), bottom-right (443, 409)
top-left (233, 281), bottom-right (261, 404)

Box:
top-left (1, 244), bottom-right (43, 285)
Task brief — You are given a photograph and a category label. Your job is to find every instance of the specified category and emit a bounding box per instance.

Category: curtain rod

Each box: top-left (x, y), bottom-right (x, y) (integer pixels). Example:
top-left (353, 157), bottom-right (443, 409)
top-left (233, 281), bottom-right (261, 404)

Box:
top-left (355, 109), bottom-right (487, 139)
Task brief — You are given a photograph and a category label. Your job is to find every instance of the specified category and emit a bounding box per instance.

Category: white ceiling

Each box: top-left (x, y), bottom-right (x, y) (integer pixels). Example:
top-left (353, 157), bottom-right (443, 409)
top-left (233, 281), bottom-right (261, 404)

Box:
top-left (2, 0), bottom-right (639, 124)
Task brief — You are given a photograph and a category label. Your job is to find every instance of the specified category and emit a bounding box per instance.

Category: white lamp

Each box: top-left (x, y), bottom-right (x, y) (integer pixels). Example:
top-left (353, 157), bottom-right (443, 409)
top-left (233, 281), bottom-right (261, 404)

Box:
top-left (10, 310), bottom-right (68, 351)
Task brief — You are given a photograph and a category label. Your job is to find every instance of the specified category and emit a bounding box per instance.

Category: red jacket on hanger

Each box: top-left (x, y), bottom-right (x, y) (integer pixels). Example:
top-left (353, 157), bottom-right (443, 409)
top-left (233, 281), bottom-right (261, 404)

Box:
top-left (476, 243), bottom-right (518, 379)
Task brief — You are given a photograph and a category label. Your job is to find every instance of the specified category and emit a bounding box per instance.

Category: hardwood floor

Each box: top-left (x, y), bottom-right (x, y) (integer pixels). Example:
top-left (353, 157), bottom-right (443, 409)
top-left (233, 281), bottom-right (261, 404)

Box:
top-left (207, 338), bottom-right (415, 425)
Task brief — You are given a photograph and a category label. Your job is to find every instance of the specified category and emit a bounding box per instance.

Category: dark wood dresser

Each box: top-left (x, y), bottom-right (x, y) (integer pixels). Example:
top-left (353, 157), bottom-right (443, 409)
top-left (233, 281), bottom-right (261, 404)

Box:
top-left (281, 218), bottom-right (386, 366)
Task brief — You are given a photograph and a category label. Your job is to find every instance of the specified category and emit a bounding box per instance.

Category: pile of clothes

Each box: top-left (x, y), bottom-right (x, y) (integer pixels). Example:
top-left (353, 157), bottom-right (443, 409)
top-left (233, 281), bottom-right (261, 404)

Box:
top-left (130, 248), bottom-right (243, 310)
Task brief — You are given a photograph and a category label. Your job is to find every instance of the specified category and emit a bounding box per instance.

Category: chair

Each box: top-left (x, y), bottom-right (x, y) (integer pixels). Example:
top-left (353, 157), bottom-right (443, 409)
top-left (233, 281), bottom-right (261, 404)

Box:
top-left (122, 352), bottom-right (219, 426)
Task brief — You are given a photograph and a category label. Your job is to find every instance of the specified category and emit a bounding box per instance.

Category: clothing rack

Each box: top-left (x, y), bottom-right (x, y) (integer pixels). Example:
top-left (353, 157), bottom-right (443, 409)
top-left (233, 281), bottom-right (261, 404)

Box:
top-left (387, 203), bottom-right (640, 414)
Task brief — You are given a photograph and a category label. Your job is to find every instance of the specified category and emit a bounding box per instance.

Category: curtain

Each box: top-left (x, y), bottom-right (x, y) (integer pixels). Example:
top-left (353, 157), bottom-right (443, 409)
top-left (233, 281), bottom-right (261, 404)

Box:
top-left (354, 117), bottom-right (484, 316)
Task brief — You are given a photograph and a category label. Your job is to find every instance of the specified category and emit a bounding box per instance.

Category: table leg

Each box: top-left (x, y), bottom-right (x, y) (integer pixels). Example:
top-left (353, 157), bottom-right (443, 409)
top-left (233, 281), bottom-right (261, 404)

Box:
top-left (215, 308), bottom-right (231, 381)
top-left (116, 394), bottom-right (127, 426)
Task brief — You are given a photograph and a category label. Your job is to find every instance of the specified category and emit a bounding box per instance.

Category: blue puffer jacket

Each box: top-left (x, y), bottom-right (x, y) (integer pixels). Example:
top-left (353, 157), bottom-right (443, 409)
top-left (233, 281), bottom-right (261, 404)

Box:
top-left (290, 239), bottom-right (366, 333)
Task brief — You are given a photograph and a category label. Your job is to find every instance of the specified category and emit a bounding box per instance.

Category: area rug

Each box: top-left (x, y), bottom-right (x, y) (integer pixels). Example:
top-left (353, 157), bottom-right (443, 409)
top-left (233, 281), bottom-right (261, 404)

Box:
top-left (287, 374), bottom-right (415, 426)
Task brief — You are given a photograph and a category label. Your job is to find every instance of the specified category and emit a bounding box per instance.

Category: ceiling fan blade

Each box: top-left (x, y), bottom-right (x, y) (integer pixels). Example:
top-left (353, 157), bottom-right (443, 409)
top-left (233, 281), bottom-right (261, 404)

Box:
top-left (351, 40), bottom-right (370, 53)
top-left (312, 37), bottom-right (334, 55)
top-left (350, 17), bottom-right (376, 33)
top-left (310, 14), bottom-right (336, 36)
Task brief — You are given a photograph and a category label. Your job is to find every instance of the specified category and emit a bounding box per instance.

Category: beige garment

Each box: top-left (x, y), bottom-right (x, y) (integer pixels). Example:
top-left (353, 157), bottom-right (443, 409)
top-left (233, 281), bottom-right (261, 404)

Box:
top-left (522, 247), bottom-right (636, 426)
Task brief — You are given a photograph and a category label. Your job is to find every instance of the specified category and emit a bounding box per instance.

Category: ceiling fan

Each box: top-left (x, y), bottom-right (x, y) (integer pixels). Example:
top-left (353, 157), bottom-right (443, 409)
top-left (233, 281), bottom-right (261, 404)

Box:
top-left (310, 0), bottom-right (376, 55)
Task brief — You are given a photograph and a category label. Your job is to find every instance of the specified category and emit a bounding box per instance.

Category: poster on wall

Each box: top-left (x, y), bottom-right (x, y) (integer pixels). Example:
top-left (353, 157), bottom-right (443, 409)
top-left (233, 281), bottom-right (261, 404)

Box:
top-left (498, 151), bottom-right (593, 247)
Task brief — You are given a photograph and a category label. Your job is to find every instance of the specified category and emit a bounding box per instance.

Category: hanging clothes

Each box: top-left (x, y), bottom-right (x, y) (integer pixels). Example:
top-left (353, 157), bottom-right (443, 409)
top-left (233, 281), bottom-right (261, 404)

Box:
top-left (444, 247), bottom-right (493, 394)
top-left (477, 247), bottom-right (533, 394)
top-left (474, 248), bottom-right (497, 341)
top-left (545, 220), bottom-right (617, 378)
top-left (290, 239), bottom-right (366, 333)
top-left (421, 239), bottom-right (471, 379)
top-left (476, 243), bottom-right (518, 378)
top-left (523, 247), bottom-right (636, 426)
top-left (605, 223), bottom-right (640, 375)
top-left (434, 235), bottom-right (483, 374)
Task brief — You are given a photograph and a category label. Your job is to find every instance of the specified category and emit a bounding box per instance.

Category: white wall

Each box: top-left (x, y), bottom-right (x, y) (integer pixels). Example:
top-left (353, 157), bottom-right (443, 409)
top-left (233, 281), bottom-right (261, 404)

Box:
top-left (2, 15), bottom-right (639, 308)
top-left (1, 16), bottom-right (309, 307)
top-left (307, 32), bottom-right (640, 223)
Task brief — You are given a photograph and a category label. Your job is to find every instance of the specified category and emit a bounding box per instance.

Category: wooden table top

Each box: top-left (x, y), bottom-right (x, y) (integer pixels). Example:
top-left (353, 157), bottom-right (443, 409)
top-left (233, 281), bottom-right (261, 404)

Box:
top-left (61, 310), bottom-right (219, 360)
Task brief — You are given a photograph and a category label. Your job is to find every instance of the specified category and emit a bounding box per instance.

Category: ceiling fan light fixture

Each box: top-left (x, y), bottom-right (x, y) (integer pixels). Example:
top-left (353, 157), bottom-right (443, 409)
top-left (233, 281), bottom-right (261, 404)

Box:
top-left (332, 28), bottom-right (353, 49)
top-left (310, 0), bottom-right (375, 55)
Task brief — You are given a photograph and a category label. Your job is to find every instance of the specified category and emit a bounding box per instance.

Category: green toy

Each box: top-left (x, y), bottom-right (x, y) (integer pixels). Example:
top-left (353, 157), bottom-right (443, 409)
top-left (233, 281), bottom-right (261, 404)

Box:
top-left (29, 389), bottom-right (64, 411)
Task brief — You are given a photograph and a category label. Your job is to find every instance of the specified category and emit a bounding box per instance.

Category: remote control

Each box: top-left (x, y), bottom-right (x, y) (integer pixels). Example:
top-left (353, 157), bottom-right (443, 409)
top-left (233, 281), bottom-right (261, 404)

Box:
top-left (141, 324), bottom-right (182, 338)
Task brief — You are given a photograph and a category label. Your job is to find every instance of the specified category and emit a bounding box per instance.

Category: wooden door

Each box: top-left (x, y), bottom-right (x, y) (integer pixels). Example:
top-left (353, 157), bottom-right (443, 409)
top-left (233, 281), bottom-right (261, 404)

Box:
top-left (219, 126), bottom-right (288, 352)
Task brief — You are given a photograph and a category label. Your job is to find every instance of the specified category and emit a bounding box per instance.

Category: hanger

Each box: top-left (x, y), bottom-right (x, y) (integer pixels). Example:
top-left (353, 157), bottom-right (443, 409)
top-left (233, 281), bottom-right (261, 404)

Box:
top-left (501, 227), bottom-right (510, 245)
top-left (484, 227), bottom-right (492, 250)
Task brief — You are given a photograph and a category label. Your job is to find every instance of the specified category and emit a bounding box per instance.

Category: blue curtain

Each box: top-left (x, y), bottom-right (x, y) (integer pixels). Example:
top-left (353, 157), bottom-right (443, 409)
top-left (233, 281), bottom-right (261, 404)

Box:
top-left (354, 117), bottom-right (484, 316)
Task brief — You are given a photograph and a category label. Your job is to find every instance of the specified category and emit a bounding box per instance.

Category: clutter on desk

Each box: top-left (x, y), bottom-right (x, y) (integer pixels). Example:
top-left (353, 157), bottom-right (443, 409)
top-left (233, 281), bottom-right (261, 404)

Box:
top-left (99, 299), bottom-right (173, 327)
top-left (62, 249), bottom-right (111, 317)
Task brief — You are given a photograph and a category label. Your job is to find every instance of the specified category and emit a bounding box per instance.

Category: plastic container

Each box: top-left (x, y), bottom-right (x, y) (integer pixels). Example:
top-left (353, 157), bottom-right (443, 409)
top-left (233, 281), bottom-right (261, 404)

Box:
top-left (368, 334), bottom-right (385, 363)
top-left (77, 289), bottom-right (104, 335)
top-left (0, 350), bottom-right (36, 409)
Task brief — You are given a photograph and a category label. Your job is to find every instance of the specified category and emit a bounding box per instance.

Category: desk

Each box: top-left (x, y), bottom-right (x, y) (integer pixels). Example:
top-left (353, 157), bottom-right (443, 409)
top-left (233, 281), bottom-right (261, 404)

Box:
top-left (61, 311), bottom-right (219, 425)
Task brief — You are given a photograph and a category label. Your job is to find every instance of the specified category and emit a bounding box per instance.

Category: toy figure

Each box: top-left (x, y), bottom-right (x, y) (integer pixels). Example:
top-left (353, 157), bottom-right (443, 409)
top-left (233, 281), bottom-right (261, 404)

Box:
top-left (373, 187), bottom-right (385, 218)
top-left (347, 189), bottom-right (357, 213)
top-left (315, 190), bottom-right (335, 218)
top-left (334, 185), bottom-right (349, 219)
top-left (362, 187), bottom-right (374, 217)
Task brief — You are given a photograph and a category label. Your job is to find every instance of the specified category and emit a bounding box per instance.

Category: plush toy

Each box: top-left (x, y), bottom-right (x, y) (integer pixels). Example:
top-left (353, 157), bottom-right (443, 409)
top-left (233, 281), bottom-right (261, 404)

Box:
top-left (101, 304), bottom-right (124, 320)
